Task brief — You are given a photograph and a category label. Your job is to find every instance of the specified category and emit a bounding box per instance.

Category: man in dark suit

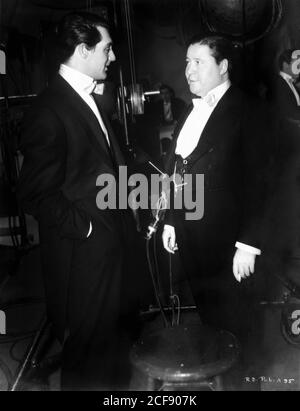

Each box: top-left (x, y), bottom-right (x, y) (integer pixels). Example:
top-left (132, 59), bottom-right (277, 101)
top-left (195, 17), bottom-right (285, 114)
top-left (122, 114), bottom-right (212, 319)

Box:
top-left (270, 49), bottom-right (300, 120)
top-left (17, 12), bottom-right (136, 390)
top-left (155, 84), bottom-right (186, 126)
top-left (162, 36), bottom-right (268, 353)
top-left (153, 85), bottom-right (187, 155)
top-left (266, 50), bottom-right (300, 306)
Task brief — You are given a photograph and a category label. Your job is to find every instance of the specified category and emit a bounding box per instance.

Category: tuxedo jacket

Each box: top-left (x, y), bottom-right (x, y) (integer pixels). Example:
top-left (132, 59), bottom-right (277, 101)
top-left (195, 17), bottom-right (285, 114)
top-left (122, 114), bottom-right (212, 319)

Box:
top-left (17, 75), bottom-right (133, 341)
top-left (164, 86), bottom-right (269, 269)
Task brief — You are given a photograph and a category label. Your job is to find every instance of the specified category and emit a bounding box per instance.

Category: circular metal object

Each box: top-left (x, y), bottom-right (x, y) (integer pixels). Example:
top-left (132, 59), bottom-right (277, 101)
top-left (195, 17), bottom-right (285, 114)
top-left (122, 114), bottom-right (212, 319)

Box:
top-left (129, 84), bottom-right (145, 115)
top-left (199, 0), bottom-right (282, 44)
top-left (117, 83), bottom-right (160, 119)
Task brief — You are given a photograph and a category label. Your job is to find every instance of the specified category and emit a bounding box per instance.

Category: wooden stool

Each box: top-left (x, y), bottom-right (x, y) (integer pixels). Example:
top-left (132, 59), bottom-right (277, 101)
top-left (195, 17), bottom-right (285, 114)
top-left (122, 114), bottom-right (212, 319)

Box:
top-left (130, 323), bottom-right (240, 391)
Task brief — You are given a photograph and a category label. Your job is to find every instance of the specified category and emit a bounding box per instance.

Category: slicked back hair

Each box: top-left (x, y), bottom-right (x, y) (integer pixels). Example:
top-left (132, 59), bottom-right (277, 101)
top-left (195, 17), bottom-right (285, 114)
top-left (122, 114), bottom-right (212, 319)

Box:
top-left (55, 12), bottom-right (110, 64)
top-left (278, 49), bottom-right (297, 70)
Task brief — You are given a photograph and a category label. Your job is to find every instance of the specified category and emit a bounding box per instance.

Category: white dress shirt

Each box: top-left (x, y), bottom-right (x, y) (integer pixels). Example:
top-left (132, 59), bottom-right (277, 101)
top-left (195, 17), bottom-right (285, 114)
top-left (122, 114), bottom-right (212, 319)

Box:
top-left (175, 80), bottom-right (231, 158)
top-left (59, 64), bottom-right (110, 145)
top-left (166, 80), bottom-right (261, 256)
top-left (280, 71), bottom-right (300, 106)
top-left (59, 64), bottom-right (110, 238)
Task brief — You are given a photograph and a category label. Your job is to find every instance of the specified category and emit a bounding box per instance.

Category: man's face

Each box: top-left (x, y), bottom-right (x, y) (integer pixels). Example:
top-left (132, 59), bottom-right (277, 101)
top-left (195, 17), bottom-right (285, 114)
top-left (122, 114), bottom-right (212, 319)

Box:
top-left (283, 57), bottom-right (299, 82)
top-left (185, 44), bottom-right (226, 97)
top-left (86, 26), bottom-right (116, 80)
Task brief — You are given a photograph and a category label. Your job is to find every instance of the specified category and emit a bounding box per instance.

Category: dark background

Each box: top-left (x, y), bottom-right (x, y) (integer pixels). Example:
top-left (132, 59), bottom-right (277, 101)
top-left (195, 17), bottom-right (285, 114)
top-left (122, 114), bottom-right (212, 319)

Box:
top-left (1, 0), bottom-right (300, 391)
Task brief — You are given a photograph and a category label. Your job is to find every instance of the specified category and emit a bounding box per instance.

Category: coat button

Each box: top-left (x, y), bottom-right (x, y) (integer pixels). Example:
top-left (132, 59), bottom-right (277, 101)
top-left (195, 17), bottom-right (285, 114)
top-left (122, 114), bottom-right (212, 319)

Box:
top-left (183, 160), bottom-right (188, 165)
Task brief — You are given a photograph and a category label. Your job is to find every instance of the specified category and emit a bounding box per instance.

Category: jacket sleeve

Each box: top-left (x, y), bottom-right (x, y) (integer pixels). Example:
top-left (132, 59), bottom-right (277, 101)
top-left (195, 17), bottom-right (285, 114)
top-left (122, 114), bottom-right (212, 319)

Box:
top-left (237, 98), bottom-right (271, 249)
top-left (17, 106), bottom-right (90, 240)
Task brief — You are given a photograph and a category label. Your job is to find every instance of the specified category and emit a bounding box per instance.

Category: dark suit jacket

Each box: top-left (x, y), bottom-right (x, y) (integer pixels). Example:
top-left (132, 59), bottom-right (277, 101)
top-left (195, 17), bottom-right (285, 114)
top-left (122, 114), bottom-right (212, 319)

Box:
top-left (17, 75), bottom-right (132, 341)
top-left (164, 86), bottom-right (268, 274)
top-left (153, 98), bottom-right (187, 126)
top-left (270, 75), bottom-right (300, 120)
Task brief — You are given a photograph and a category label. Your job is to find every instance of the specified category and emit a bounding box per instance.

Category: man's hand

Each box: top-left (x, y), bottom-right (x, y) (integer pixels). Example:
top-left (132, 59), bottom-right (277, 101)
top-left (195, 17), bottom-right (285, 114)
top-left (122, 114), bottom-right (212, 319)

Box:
top-left (233, 248), bottom-right (256, 282)
top-left (162, 225), bottom-right (178, 254)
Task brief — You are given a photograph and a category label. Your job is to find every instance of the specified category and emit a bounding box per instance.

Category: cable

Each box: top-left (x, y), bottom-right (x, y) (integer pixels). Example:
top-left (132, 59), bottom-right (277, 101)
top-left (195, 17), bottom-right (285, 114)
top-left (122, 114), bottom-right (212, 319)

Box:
top-left (144, 167), bottom-right (183, 328)
top-left (145, 226), bottom-right (181, 328)
top-left (153, 232), bottom-right (164, 302)
top-left (146, 239), bottom-right (169, 328)
top-left (124, 0), bottom-right (136, 88)
top-left (168, 253), bottom-right (181, 326)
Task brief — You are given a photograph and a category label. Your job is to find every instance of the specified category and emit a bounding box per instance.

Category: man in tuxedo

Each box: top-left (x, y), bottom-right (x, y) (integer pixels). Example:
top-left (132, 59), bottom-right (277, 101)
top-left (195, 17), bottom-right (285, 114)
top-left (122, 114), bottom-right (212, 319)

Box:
top-left (17, 12), bottom-right (136, 390)
top-left (270, 49), bottom-right (300, 120)
top-left (162, 36), bottom-right (268, 351)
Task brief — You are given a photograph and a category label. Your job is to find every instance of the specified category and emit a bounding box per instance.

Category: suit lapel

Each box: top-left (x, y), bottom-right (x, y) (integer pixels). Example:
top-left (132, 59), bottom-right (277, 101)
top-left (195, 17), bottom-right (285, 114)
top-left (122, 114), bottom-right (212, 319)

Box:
top-left (177, 87), bottom-right (238, 165)
top-left (193, 87), bottom-right (234, 159)
top-left (53, 76), bottom-right (114, 162)
top-left (278, 76), bottom-right (299, 107)
top-left (92, 97), bottom-right (125, 167)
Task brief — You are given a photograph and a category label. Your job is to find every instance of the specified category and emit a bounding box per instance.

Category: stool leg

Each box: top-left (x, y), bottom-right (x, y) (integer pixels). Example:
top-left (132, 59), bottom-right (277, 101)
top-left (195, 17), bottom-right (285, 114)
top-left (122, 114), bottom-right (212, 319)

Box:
top-left (213, 375), bottom-right (224, 391)
top-left (146, 375), bottom-right (156, 391)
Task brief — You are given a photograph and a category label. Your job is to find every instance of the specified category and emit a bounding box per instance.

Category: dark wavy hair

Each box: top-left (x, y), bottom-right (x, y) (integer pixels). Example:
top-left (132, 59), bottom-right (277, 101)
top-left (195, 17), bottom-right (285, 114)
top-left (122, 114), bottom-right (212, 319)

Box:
top-left (188, 35), bottom-right (234, 77)
top-left (278, 49), bottom-right (297, 70)
top-left (55, 12), bottom-right (110, 64)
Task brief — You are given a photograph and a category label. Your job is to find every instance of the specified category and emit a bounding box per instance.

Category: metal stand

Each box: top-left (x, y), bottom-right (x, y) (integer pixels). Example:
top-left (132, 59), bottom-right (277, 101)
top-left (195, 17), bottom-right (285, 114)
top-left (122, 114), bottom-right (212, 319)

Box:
top-left (11, 316), bottom-right (61, 391)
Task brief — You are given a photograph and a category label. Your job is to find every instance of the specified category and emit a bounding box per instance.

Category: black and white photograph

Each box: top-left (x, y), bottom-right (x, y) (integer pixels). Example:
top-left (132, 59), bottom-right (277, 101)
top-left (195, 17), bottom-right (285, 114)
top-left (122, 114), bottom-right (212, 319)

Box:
top-left (0, 0), bottom-right (300, 393)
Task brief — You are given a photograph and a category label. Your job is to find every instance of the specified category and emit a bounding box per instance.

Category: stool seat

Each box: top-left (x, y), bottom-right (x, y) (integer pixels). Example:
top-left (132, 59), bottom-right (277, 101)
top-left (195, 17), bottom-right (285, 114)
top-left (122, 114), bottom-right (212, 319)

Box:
top-left (130, 323), bottom-right (240, 390)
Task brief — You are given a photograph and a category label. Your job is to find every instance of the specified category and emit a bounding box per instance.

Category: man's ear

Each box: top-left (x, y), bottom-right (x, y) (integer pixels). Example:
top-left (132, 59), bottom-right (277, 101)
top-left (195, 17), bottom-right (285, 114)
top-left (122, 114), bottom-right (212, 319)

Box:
top-left (77, 43), bottom-right (89, 60)
top-left (220, 59), bottom-right (229, 76)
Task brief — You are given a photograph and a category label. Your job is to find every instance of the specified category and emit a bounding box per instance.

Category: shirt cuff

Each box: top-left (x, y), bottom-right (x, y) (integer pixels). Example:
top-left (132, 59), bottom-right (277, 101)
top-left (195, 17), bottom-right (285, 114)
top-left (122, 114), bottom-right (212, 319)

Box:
top-left (87, 221), bottom-right (92, 238)
top-left (235, 241), bottom-right (261, 255)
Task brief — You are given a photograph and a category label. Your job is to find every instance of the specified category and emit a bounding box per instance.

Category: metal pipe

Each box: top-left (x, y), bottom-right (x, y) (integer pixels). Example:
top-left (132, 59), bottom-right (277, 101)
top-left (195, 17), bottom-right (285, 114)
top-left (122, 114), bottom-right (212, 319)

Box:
top-left (0, 94), bottom-right (36, 102)
top-left (118, 67), bottom-right (130, 147)
top-left (144, 91), bottom-right (160, 97)
top-left (10, 316), bottom-right (49, 391)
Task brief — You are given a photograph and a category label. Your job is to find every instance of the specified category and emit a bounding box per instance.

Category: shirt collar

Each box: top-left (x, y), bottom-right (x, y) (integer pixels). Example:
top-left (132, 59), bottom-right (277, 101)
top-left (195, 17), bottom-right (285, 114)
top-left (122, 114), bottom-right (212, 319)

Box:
top-left (59, 64), bottom-right (104, 95)
top-left (193, 80), bottom-right (231, 109)
top-left (280, 71), bottom-right (295, 84)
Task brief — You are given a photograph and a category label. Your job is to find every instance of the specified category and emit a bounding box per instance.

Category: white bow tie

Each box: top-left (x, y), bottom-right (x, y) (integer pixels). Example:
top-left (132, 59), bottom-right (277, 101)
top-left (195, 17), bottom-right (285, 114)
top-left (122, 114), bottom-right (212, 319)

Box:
top-left (84, 81), bottom-right (105, 95)
top-left (193, 93), bottom-right (217, 109)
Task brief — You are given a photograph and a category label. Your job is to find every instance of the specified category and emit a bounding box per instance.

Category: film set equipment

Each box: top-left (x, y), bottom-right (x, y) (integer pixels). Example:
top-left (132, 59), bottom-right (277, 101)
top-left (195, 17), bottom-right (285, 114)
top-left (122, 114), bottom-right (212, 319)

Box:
top-left (260, 271), bottom-right (300, 349)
